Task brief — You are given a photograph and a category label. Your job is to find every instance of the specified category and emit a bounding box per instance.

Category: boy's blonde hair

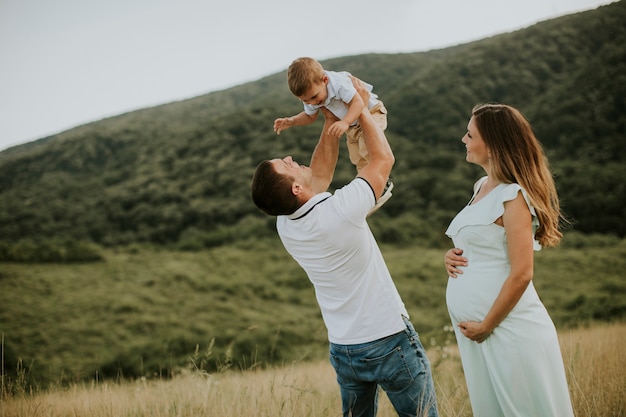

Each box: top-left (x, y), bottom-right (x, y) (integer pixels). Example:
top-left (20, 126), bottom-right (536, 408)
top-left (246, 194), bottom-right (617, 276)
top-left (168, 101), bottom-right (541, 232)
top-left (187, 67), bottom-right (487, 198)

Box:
top-left (287, 57), bottom-right (325, 97)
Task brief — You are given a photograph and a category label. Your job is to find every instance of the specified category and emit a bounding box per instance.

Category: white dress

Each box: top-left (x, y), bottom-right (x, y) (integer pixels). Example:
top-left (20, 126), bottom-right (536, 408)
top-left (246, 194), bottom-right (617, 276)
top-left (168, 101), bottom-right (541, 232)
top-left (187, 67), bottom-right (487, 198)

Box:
top-left (445, 177), bottom-right (574, 417)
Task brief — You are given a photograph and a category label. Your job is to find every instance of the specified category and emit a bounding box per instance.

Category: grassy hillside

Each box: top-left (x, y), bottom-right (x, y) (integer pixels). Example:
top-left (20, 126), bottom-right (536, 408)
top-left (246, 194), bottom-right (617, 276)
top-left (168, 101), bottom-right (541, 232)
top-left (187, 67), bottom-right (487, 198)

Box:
top-left (0, 1), bottom-right (624, 256)
top-left (1, 236), bottom-right (625, 389)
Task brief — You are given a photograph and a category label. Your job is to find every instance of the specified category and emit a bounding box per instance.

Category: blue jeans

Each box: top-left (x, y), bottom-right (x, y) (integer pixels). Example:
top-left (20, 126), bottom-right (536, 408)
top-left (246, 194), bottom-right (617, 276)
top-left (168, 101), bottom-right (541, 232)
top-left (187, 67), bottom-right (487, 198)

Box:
top-left (329, 317), bottom-right (438, 417)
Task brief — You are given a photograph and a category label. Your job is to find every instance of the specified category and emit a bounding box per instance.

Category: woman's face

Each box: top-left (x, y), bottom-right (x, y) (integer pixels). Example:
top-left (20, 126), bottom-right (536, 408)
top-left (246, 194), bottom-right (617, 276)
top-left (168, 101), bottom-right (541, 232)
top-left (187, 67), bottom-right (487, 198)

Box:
top-left (462, 116), bottom-right (490, 167)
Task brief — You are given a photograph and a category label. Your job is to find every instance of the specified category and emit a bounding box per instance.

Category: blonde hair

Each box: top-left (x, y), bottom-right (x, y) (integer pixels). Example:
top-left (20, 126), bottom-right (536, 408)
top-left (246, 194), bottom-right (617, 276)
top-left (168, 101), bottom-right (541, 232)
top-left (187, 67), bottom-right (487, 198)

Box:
top-left (287, 57), bottom-right (325, 97)
top-left (472, 103), bottom-right (565, 247)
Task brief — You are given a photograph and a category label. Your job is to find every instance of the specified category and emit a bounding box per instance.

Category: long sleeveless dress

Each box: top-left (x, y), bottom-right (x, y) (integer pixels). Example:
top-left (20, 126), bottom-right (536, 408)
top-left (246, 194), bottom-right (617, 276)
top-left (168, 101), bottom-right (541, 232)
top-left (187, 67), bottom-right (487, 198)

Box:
top-left (445, 177), bottom-right (574, 417)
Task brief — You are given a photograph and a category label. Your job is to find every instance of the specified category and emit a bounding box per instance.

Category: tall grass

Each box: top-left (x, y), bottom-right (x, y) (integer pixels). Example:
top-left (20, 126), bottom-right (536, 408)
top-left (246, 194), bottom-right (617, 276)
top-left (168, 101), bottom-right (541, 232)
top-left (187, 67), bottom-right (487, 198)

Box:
top-left (562, 323), bottom-right (626, 416)
top-left (2, 322), bottom-right (624, 417)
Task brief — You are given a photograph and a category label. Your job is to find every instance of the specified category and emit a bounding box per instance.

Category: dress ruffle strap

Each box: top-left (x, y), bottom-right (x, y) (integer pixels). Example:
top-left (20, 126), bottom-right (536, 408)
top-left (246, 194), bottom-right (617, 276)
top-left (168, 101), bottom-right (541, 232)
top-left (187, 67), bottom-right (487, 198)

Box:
top-left (445, 178), bottom-right (542, 250)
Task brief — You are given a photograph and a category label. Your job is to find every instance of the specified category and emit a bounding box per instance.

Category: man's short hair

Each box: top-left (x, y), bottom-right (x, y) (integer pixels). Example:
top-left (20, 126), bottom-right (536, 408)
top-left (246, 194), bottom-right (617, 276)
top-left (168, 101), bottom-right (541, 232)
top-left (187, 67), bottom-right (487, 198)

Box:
top-left (251, 160), bottom-right (300, 216)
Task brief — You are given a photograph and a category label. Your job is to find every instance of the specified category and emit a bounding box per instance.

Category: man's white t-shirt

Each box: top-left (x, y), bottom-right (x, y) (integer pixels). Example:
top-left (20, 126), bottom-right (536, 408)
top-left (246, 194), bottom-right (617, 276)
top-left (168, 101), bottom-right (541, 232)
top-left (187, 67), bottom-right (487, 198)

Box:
top-left (276, 178), bottom-right (408, 345)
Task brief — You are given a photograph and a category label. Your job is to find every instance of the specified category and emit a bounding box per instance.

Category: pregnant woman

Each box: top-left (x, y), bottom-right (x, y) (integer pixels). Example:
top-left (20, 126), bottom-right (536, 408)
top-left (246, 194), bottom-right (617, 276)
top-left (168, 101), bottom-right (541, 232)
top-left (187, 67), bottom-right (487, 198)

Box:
top-left (444, 103), bottom-right (574, 417)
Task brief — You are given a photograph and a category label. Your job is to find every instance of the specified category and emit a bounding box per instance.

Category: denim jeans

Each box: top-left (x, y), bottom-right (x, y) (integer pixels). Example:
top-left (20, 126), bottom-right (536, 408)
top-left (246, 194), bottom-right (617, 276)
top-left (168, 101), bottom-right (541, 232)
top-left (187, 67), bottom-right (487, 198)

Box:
top-left (329, 317), bottom-right (438, 417)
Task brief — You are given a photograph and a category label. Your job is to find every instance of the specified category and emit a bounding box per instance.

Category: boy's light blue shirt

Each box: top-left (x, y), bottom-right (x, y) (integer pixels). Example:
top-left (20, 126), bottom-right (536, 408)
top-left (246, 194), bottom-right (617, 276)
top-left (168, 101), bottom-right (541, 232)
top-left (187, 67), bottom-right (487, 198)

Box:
top-left (303, 70), bottom-right (379, 126)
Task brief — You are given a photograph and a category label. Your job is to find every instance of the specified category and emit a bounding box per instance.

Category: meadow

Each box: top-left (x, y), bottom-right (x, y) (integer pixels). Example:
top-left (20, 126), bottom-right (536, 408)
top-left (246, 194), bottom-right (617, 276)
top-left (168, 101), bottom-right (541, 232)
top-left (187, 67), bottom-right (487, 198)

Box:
top-left (1, 321), bottom-right (624, 416)
top-left (1, 235), bottom-right (625, 415)
top-left (2, 235), bottom-right (625, 386)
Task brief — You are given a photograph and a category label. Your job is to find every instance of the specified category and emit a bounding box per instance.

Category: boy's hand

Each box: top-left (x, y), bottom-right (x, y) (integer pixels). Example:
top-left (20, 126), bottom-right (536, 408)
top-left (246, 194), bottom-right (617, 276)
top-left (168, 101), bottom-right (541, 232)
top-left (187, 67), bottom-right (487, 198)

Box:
top-left (328, 120), bottom-right (349, 138)
top-left (273, 117), bottom-right (293, 135)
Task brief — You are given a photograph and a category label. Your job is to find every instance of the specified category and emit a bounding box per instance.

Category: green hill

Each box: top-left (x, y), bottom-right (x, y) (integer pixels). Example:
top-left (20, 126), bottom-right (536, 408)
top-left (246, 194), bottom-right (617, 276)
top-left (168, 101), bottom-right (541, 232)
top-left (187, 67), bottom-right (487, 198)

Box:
top-left (0, 1), bottom-right (624, 256)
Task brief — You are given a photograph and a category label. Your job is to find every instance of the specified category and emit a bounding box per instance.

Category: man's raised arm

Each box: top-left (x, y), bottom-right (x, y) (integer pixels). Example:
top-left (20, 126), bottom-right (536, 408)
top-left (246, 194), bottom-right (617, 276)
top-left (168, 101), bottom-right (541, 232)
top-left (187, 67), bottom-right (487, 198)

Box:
top-left (309, 108), bottom-right (341, 194)
top-left (355, 104), bottom-right (394, 201)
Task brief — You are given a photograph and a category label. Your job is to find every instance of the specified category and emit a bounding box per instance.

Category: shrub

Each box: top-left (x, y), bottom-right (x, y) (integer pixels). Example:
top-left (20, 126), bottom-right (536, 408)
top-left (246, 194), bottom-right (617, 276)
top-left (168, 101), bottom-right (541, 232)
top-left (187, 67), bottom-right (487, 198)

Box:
top-left (0, 239), bottom-right (103, 263)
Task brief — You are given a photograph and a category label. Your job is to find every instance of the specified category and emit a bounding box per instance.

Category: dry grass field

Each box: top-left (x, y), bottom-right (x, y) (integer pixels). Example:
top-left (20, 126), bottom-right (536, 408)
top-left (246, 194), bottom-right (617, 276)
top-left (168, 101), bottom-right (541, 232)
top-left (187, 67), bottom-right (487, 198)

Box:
top-left (2, 321), bottom-right (624, 417)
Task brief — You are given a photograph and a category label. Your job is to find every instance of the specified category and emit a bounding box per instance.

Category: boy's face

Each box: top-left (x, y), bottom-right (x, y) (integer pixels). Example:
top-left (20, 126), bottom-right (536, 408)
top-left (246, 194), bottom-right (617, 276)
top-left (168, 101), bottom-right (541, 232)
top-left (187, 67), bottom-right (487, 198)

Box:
top-left (297, 75), bottom-right (329, 106)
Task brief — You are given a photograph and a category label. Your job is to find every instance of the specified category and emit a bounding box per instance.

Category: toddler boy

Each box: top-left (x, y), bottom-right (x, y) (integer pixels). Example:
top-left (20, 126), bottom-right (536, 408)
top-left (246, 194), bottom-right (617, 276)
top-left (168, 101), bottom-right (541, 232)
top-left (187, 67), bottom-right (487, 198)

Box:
top-left (273, 57), bottom-right (393, 213)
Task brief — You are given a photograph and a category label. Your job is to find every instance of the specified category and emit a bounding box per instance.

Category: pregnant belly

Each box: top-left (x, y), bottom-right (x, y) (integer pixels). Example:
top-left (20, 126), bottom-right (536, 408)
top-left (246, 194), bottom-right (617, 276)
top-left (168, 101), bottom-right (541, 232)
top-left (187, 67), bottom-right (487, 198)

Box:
top-left (446, 270), bottom-right (504, 323)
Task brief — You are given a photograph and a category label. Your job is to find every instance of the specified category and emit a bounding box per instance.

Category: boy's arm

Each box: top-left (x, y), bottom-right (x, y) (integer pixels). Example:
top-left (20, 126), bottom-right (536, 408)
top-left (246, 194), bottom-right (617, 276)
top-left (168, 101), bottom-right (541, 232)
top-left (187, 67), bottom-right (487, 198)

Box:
top-left (291, 111), bottom-right (318, 126)
top-left (274, 111), bottom-right (318, 135)
top-left (343, 92), bottom-right (365, 126)
top-left (327, 81), bottom-right (365, 138)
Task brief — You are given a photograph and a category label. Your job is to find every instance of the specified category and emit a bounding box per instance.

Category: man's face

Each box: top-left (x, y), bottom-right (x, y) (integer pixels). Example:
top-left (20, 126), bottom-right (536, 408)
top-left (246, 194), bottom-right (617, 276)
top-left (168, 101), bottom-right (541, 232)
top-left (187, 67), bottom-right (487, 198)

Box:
top-left (272, 156), bottom-right (309, 177)
top-left (271, 156), bottom-right (311, 188)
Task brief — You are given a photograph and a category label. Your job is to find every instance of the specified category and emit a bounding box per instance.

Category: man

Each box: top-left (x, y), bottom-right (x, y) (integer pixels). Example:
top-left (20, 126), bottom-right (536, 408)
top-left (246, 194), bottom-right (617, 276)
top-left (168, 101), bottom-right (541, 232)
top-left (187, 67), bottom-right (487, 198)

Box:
top-left (251, 81), bottom-right (438, 417)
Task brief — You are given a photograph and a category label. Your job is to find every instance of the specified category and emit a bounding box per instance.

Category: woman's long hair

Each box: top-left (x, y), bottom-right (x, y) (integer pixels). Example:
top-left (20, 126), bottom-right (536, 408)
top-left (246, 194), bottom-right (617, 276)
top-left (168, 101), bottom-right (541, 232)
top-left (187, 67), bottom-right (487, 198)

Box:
top-left (472, 103), bottom-right (565, 247)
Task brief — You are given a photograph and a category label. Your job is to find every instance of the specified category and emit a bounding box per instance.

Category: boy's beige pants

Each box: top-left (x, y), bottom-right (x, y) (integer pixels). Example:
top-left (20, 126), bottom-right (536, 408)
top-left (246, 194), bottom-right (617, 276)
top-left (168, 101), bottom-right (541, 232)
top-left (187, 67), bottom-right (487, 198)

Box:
top-left (345, 101), bottom-right (388, 172)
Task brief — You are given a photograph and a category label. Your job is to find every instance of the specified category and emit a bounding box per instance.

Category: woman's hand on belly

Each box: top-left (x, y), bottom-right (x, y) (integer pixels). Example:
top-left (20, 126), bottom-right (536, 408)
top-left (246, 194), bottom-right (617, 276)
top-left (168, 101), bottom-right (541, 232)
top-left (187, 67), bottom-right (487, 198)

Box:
top-left (458, 320), bottom-right (492, 343)
top-left (445, 248), bottom-right (467, 278)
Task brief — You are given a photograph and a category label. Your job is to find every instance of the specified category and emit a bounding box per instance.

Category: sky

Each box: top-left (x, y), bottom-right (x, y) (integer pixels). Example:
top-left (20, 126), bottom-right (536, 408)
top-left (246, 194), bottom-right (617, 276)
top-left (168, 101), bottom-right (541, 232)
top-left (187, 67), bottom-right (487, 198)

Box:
top-left (0, 0), bottom-right (616, 151)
